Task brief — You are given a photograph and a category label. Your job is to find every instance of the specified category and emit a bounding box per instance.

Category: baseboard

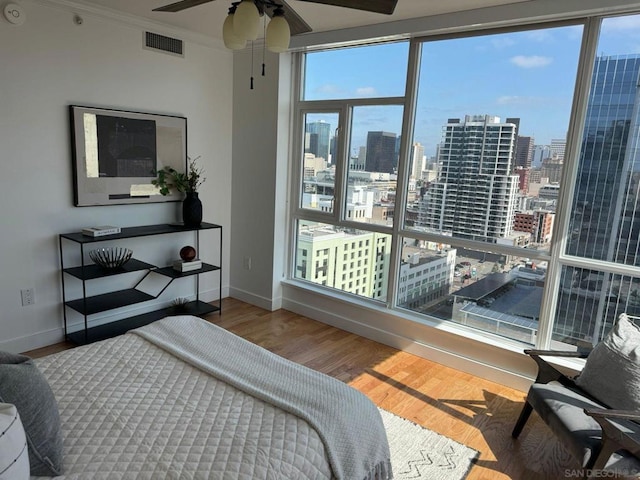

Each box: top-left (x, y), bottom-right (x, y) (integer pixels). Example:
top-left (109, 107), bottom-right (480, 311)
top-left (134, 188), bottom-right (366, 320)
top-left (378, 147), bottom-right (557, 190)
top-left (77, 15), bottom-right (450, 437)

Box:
top-left (1, 328), bottom-right (66, 354)
top-left (199, 286), bottom-right (229, 303)
top-left (228, 287), bottom-right (280, 311)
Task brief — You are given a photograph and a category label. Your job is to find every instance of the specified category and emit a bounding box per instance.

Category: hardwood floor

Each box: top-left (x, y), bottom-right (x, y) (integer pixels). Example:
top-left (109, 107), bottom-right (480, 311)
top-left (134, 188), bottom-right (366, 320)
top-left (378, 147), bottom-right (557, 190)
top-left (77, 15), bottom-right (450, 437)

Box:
top-left (25, 297), bottom-right (577, 479)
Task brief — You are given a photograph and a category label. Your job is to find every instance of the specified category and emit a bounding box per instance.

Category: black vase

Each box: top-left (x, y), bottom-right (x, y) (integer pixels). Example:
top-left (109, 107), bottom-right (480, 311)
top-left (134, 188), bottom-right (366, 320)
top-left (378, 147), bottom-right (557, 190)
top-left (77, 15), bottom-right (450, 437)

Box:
top-left (182, 192), bottom-right (203, 227)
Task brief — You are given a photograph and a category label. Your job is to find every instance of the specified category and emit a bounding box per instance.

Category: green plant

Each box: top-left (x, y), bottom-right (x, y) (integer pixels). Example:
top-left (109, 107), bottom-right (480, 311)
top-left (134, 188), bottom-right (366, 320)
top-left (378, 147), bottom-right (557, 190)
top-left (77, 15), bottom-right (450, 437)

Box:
top-left (152, 156), bottom-right (206, 196)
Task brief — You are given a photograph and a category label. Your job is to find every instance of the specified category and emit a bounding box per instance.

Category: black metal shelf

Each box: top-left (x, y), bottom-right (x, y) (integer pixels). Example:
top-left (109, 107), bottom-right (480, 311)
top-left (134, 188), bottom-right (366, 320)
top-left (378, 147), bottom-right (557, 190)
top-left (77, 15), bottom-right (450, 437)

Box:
top-left (65, 301), bottom-right (221, 346)
top-left (63, 259), bottom-right (157, 280)
top-left (60, 222), bottom-right (221, 244)
top-left (65, 289), bottom-right (156, 315)
top-left (166, 300), bottom-right (220, 317)
top-left (154, 263), bottom-right (220, 279)
top-left (59, 223), bottom-right (223, 345)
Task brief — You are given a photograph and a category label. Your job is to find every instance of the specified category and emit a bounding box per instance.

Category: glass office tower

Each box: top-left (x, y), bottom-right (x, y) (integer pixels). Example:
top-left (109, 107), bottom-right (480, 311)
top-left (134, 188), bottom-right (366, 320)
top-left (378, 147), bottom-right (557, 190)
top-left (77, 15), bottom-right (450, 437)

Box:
top-left (306, 121), bottom-right (332, 164)
top-left (567, 55), bottom-right (640, 265)
top-left (556, 55), bottom-right (640, 346)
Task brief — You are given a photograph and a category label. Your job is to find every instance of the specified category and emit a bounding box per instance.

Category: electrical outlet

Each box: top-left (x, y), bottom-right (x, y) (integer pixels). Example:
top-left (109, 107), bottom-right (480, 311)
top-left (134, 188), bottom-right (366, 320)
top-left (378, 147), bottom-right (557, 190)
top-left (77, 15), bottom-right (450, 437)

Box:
top-left (21, 288), bottom-right (35, 306)
top-left (243, 256), bottom-right (252, 270)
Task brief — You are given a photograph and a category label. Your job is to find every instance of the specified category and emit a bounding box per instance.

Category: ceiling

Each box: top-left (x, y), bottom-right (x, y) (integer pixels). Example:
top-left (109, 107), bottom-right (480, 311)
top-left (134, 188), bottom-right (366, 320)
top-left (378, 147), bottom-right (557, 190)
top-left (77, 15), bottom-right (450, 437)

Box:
top-left (75, 0), bottom-right (533, 42)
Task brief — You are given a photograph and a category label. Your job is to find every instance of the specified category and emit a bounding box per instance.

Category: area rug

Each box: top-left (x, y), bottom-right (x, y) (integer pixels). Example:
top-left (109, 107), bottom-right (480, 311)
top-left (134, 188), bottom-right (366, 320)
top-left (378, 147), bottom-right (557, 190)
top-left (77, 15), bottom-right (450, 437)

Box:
top-left (379, 408), bottom-right (479, 480)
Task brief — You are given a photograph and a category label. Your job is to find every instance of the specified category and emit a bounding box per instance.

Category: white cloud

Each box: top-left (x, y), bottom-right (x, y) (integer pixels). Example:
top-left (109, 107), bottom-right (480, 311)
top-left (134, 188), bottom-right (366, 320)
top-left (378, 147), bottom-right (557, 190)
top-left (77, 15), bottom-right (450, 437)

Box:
top-left (510, 55), bottom-right (553, 68)
top-left (355, 86), bottom-right (377, 97)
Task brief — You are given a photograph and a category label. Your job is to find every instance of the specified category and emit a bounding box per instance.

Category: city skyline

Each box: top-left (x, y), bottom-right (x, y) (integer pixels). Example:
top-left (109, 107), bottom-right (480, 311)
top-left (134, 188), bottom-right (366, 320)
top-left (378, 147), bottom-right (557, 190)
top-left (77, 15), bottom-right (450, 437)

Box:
top-left (305, 115), bottom-right (564, 169)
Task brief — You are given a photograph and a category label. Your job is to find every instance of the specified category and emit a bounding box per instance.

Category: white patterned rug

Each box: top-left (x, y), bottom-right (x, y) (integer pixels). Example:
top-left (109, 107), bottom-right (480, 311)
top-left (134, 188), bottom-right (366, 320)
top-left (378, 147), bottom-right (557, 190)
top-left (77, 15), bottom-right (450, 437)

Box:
top-left (379, 408), bottom-right (479, 480)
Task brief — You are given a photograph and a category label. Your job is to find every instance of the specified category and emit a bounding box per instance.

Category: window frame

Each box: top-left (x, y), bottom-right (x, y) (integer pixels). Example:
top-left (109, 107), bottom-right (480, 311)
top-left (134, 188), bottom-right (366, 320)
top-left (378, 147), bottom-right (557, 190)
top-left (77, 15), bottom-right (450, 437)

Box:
top-left (287, 13), bottom-right (640, 351)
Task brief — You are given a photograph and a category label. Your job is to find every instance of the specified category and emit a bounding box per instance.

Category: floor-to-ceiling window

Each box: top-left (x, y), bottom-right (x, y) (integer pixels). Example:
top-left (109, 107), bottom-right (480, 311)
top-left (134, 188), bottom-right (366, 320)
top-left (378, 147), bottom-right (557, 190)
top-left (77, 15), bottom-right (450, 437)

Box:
top-left (290, 13), bottom-right (640, 351)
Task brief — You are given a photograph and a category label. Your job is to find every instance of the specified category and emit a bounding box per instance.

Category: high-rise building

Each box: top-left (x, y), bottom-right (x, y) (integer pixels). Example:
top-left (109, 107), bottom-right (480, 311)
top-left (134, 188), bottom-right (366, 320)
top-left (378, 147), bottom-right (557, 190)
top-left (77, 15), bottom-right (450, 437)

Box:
top-left (409, 142), bottom-right (425, 179)
top-left (559, 55), bottom-right (640, 345)
top-left (506, 117), bottom-right (521, 168)
top-left (365, 131), bottom-right (397, 174)
top-left (515, 136), bottom-right (535, 169)
top-left (532, 144), bottom-right (551, 167)
top-left (540, 156), bottom-right (563, 183)
top-left (568, 55), bottom-right (640, 265)
top-left (419, 115), bottom-right (520, 242)
top-left (514, 166), bottom-right (530, 193)
top-left (356, 146), bottom-right (367, 170)
top-left (306, 121), bottom-right (332, 163)
top-left (550, 138), bottom-right (566, 161)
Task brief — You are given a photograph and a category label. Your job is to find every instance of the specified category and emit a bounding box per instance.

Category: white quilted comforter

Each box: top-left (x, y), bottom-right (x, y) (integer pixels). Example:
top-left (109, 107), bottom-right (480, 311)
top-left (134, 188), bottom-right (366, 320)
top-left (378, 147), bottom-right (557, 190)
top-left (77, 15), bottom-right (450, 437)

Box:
top-left (33, 315), bottom-right (391, 480)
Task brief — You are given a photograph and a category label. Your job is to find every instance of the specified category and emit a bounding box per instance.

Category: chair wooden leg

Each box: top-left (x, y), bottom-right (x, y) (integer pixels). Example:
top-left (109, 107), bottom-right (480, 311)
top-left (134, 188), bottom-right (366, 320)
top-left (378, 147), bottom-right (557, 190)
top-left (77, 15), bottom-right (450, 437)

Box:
top-left (512, 401), bottom-right (533, 438)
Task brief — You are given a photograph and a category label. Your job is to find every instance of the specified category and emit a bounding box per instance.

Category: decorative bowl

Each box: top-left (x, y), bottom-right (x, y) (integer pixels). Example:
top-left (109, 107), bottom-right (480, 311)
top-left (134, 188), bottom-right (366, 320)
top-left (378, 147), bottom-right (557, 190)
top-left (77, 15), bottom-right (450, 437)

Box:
top-left (88, 247), bottom-right (133, 269)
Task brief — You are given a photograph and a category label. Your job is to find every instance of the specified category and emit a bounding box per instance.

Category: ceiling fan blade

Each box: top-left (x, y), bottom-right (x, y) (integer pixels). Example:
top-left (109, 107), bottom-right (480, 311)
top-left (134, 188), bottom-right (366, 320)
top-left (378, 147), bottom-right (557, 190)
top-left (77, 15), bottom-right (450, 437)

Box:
top-left (266, 0), bottom-right (312, 36)
top-left (153, 0), bottom-right (216, 13)
top-left (297, 0), bottom-right (397, 15)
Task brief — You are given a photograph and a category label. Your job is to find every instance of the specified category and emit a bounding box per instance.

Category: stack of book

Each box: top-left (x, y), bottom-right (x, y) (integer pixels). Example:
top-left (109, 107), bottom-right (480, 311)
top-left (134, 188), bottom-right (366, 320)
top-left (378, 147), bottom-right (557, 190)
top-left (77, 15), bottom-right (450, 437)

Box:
top-left (173, 259), bottom-right (202, 272)
top-left (82, 225), bottom-right (121, 237)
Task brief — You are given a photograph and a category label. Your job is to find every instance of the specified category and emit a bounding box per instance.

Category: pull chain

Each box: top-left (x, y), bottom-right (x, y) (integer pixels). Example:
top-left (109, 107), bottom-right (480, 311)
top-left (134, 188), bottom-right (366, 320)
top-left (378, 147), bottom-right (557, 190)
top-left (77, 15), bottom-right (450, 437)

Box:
top-left (250, 40), bottom-right (254, 90)
top-left (262, 15), bottom-right (266, 77)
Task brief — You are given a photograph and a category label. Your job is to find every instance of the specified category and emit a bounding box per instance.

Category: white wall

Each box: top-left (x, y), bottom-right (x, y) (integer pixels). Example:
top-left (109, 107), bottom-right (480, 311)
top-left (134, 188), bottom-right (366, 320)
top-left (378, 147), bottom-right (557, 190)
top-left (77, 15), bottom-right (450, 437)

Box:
top-left (0, 0), bottom-right (233, 352)
top-left (229, 46), bottom-right (291, 310)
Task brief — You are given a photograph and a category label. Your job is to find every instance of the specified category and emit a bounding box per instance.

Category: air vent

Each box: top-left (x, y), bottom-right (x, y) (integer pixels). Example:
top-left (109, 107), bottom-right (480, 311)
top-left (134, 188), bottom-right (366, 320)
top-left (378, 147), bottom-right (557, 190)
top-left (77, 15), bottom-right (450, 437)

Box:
top-left (144, 31), bottom-right (184, 57)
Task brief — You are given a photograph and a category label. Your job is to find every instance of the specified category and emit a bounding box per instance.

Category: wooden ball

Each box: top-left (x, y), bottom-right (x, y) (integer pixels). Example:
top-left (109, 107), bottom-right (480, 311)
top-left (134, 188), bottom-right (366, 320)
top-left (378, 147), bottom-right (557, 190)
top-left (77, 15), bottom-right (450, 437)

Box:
top-left (180, 245), bottom-right (196, 262)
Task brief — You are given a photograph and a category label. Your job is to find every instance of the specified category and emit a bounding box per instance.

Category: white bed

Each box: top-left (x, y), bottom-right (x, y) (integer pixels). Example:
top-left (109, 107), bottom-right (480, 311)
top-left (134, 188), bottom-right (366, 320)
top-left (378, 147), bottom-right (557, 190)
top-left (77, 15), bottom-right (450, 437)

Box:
top-left (31, 315), bottom-right (392, 479)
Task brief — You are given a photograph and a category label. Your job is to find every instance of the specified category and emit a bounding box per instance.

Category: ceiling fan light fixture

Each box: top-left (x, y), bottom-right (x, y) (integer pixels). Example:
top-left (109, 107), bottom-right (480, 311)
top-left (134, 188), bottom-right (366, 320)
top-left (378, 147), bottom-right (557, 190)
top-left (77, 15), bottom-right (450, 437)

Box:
top-left (234, 0), bottom-right (260, 41)
top-left (223, 12), bottom-right (246, 49)
top-left (265, 10), bottom-right (290, 53)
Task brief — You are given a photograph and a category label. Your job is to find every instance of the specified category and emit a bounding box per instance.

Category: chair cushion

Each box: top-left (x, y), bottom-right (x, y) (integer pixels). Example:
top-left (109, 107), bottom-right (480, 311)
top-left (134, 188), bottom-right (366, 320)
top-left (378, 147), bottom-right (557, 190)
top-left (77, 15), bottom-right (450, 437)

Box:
top-left (0, 402), bottom-right (30, 479)
top-left (576, 313), bottom-right (640, 411)
top-left (528, 382), bottom-right (605, 467)
top-left (0, 351), bottom-right (63, 476)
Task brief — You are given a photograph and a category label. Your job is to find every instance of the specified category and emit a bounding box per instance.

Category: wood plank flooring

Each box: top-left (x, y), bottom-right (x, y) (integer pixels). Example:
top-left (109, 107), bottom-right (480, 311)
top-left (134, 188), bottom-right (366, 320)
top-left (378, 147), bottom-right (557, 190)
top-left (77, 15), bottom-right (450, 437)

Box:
top-left (25, 297), bottom-right (577, 479)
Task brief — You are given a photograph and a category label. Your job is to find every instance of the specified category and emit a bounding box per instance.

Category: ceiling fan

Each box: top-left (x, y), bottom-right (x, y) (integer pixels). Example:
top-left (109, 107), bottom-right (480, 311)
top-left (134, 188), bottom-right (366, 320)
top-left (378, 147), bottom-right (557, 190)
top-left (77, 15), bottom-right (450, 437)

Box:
top-left (153, 0), bottom-right (399, 36)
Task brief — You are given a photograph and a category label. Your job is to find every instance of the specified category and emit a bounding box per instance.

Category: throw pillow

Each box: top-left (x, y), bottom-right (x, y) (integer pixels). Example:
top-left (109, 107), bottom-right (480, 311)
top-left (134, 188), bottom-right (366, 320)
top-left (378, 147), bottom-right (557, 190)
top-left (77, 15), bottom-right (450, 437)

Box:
top-left (0, 352), bottom-right (63, 476)
top-left (0, 402), bottom-right (29, 480)
top-left (575, 313), bottom-right (640, 410)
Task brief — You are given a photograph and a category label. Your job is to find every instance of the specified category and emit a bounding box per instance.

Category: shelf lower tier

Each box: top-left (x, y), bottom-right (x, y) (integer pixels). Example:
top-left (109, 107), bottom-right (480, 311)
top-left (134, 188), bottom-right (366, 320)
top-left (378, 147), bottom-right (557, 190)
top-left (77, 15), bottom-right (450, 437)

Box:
top-left (65, 289), bottom-right (155, 315)
top-left (66, 300), bottom-right (221, 345)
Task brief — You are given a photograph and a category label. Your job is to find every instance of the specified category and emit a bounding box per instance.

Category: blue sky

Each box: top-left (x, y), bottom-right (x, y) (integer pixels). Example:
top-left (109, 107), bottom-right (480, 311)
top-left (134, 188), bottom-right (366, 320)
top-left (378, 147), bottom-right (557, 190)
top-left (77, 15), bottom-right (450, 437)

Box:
top-left (305, 15), bottom-right (640, 158)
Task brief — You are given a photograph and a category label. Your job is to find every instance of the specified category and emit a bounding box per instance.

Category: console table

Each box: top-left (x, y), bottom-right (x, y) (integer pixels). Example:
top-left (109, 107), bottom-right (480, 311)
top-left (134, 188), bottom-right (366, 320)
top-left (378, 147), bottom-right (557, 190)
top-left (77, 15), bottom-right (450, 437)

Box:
top-left (59, 222), bottom-right (222, 345)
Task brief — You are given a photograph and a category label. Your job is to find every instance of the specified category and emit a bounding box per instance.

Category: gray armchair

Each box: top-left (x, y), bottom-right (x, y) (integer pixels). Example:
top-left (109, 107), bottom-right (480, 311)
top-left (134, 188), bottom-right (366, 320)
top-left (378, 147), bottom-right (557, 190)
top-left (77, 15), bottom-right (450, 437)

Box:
top-left (515, 314), bottom-right (640, 477)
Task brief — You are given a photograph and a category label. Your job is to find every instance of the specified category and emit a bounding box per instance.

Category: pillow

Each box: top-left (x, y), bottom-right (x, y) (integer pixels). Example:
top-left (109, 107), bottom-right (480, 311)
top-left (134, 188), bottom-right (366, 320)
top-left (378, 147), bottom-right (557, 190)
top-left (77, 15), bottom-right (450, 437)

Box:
top-left (0, 352), bottom-right (63, 476)
top-left (575, 313), bottom-right (640, 410)
top-left (0, 402), bottom-right (29, 480)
